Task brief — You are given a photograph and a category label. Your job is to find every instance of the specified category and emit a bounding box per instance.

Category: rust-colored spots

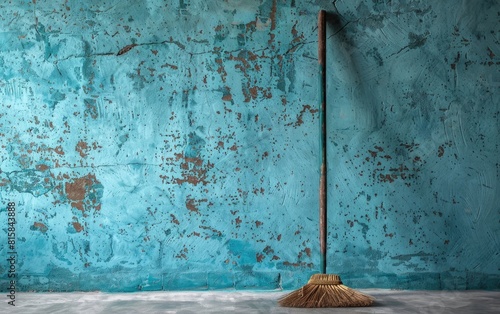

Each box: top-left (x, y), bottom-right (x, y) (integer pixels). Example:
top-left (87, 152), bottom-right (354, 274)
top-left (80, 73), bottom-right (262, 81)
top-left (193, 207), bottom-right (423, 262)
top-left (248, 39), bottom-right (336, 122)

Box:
top-left (379, 174), bottom-right (395, 183)
top-left (163, 153), bottom-right (214, 186)
top-left (364, 143), bottom-right (424, 185)
top-left (72, 222), bottom-right (84, 232)
top-left (32, 222), bottom-right (48, 233)
top-left (255, 220), bottom-right (263, 228)
top-left (378, 164), bottom-right (416, 183)
top-left (215, 57), bottom-right (227, 82)
top-left (36, 164), bottom-right (50, 171)
top-left (304, 247), bottom-right (312, 257)
top-left (256, 253), bottom-right (265, 262)
top-left (252, 187), bottom-right (265, 195)
top-left (263, 246), bottom-right (274, 255)
top-left (281, 96), bottom-right (287, 105)
top-left (369, 146), bottom-right (383, 158)
top-left (199, 225), bottom-right (222, 240)
top-left (64, 174), bottom-right (103, 213)
top-left (235, 216), bottom-right (242, 225)
top-left (249, 86), bottom-right (258, 99)
top-left (189, 231), bottom-right (201, 238)
top-left (186, 197), bottom-right (208, 214)
top-left (186, 198), bottom-right (198, 213)
top-left (487, 47), bottom-right (495, 59)
top-left (161, 62), bottom-right (178, 70)
top-left (287, 104), bottom-right (318, 127)
top-left (261, 245), bottom-right (280, 262)
top-left (222, 92), bottom-right (232, 101)
top-left (54, 146), bottom-right (65, 155)
top-left (438, 145), bottom-right (445, 157)
top-left (175, 247), bottom-right (188, 260)
top-left (170, 213), bottom-right (180, 225)
top-left (117, 43), bottom-right (138, 56)
top-left (76, 141), bottom-right (88, 158)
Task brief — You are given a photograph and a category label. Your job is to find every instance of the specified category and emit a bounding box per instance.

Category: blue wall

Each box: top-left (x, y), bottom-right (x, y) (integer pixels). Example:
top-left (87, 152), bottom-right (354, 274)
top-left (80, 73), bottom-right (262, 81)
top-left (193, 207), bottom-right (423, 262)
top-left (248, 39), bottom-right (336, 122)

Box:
top-left (0, 0), bottom-right (498, 291)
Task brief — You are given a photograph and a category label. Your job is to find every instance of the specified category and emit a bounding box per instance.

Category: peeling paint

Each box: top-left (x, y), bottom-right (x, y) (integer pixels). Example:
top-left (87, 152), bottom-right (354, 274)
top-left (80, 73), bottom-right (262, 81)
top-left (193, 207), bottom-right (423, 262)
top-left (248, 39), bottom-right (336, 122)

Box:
top-left (63, 174), bottom-right (103, 213)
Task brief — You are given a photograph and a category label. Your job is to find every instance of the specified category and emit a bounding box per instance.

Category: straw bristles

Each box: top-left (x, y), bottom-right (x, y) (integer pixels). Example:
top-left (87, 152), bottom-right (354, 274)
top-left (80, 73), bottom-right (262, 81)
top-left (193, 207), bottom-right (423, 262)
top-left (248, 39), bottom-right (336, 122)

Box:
top-left (278, 274), bottom-right (374, 308)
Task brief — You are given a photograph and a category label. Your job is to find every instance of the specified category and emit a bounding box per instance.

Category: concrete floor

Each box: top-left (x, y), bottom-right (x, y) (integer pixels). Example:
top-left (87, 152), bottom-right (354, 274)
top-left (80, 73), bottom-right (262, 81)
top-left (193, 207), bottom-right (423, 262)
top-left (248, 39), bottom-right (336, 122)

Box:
top-left (7, 290), bottom-right (500, 313)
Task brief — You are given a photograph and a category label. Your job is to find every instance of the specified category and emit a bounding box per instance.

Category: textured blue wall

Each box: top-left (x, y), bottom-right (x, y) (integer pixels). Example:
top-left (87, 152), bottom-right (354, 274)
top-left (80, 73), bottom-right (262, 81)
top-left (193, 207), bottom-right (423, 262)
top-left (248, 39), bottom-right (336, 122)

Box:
top-left (0, 0), bottom-right (498, 292)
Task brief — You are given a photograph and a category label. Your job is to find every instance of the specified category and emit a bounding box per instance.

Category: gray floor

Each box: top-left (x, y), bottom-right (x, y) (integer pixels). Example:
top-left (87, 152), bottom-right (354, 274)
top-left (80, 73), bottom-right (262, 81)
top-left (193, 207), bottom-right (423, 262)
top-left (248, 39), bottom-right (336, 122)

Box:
top-left (7, 290), bottom-right (500, 313)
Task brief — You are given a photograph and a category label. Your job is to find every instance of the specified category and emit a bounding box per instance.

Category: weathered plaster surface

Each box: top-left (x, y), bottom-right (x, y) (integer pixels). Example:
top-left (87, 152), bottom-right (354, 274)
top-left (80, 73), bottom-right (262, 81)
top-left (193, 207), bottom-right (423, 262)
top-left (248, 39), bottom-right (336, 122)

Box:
top-left (0, 0), bottom-right (498, 291)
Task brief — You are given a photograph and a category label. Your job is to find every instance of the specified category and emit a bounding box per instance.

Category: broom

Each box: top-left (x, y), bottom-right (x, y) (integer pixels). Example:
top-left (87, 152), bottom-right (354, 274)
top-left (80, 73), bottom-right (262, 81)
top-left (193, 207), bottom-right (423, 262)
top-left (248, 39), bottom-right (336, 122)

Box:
top-left (278, 10), bottom-right (375, 308)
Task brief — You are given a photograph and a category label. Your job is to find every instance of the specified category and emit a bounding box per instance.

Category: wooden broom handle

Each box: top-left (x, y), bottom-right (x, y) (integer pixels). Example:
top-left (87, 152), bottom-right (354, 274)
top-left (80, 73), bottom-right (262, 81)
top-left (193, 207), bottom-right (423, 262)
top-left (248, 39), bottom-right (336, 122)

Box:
top-left (318, 10), bottom-right (327, 275)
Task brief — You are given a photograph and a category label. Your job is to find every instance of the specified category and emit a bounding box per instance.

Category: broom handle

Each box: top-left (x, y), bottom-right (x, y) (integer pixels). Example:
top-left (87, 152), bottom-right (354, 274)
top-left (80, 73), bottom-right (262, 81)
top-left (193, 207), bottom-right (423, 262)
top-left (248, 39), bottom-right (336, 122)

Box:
top-left (318, 10), bottom-right (327, 275)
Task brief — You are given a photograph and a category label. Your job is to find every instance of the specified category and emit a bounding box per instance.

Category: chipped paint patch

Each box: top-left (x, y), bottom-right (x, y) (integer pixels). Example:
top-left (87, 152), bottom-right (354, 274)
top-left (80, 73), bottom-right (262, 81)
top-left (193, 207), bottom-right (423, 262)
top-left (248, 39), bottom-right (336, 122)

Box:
top-left (63, 174), bottom-right (103, 213)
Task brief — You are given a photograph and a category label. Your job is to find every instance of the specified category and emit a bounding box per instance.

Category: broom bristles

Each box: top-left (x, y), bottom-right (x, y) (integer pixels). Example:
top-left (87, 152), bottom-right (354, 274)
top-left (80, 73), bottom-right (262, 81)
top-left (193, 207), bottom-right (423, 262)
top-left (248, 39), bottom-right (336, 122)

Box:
top-left (278, 274), bottom-right (374, 308)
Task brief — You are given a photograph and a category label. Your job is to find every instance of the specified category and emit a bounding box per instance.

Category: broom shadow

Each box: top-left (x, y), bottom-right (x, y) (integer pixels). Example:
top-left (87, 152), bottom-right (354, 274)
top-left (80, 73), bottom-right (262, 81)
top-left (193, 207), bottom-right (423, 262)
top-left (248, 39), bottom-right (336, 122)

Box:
top-left (323, 10), bottom-right (383, 288)
top-left (323, 9), bottom-right (435, 292)
top-left (323, 9), bottom-right (421, 294)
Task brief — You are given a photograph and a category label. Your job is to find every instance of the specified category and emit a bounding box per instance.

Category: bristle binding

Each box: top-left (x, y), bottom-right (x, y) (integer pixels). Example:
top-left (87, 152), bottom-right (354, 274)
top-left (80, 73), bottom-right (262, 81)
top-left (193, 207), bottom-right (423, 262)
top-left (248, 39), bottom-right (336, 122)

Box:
top-left (278, 275), bottom-right (374, 308)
